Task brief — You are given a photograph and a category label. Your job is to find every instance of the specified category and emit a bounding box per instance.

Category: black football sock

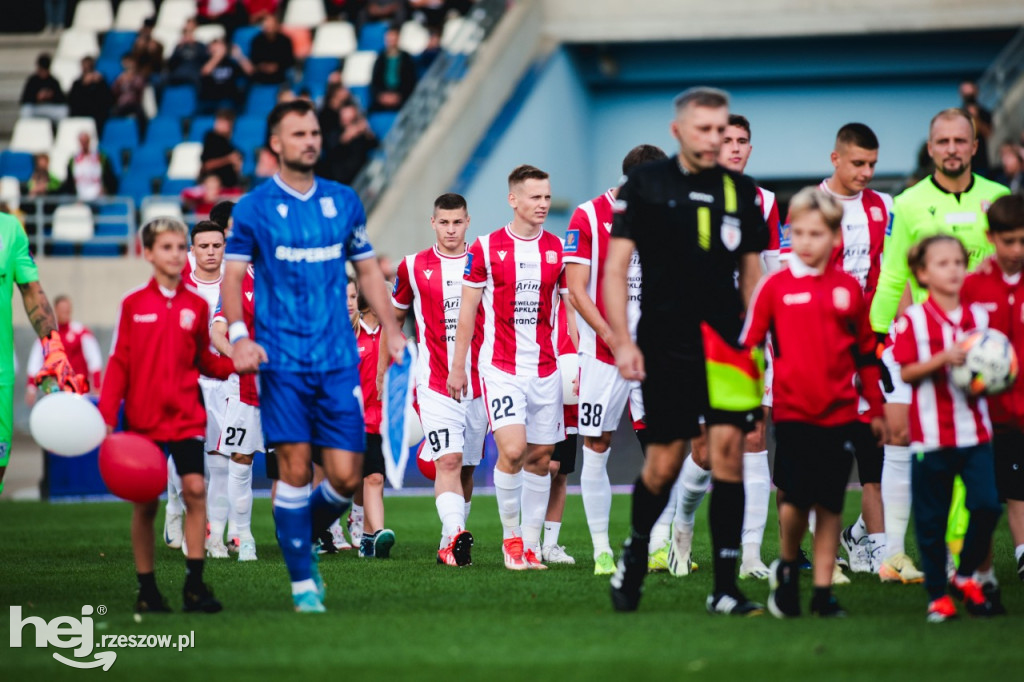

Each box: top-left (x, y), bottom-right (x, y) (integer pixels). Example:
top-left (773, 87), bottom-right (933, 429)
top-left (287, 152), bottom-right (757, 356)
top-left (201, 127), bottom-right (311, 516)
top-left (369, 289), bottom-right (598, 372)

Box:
top-left (137, 571), bottom-right (159, 598)
top-left (631, 476), bottom-right (671, 541)
top-left (185, 559), bottom-right (205, 591)
top-left (709, 479), bottom-right (744, 596)
top-left (812, 586), bottom-right (832, 609)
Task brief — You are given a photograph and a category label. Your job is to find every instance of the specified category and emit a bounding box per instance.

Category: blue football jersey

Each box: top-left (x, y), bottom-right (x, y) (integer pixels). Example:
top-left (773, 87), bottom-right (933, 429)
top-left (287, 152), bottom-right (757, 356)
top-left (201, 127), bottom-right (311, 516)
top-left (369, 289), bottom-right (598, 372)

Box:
top-left (226, 175), bottom-right (375, 371)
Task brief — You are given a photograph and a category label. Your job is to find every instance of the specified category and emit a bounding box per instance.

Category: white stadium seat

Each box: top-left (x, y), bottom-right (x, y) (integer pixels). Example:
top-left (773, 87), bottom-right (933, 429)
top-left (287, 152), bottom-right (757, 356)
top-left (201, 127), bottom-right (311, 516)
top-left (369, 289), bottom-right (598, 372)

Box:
top-left (72, 0), bottom-right (114, 32)
top-left (142, 85), bottom-right (158, 119)
top-left (10, 118), bottom-right (54, 155)
top-left (193, 23), bottom-right (226, 44)
top-left (50, 56), bottom-right (82, 93)
top-left (54, 117), bottom-right (99, 158)
top-left (115, 0), bottom-right (157, 31)
top-left (52, 204), bottom-right (96, 242)
top-left (141, 199), bottom-right (184, 226)
top-left (166, 142), bottom-right (203, 179)
top-left (56, 30), bottom-right (101, 62)
top-left (398, 21), bottom-right (430, 56)
top-left (283, 0), bottom-right (327, 29)
top-left (153, 25), bottom-right (182, 58)
top-left (156, 0), bottom-right (196, 32)
top-left (0, 177), bottom-right (21, 211)
top-left (310, 22), bottom-right (357, 58)
top-left (342, 51), bottom-right (378, 87)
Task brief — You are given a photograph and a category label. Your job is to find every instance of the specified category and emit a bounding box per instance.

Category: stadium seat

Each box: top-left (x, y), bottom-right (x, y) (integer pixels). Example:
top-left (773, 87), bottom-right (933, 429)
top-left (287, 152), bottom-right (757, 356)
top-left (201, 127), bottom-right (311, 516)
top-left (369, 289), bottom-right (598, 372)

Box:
top-left (233, 25), bottom-right (262, 58)
top-left (0, 177), bottom-right (21, 210)
top-left (81, 243), bottom-right (124, 256)
top-left (119, 172), bottom-right (157, 207)
top-left (99, 117), bottom-right (140, 160)
top-left (142, 84), bottom-right (158, 119)
top-left (282, 26), bottom-right (312, 60)
top-left (283, 0), bottom-right (327, 28)
top-left (359, 22), bottom-right (389, 53)
top-left (399, 20), bottom-right (430, 56)
top-left (368, 111), bottom-right (398, 140)
top-left (0, 151), bottom-right (34, 183)
top-left (71, 0), bottom-right (114, 32)
top-left (101, 31), bottom-right (138, 61)
top-left (160, 85), bottom-right (198, 119)
top-left (50, 56), bottom-right (81, 93)
top-left (153, 25), bottom-right (182, 58)
top-left (311, 22), bottom-right (357, 58)
top-left (96, 56), bottom-right (123, 84)
top-left (10, 118), bottom-right (55, 154)
top-left (52, 204), bottom-right (95, 242)
top-left (55, 30), bottom-right (101, 62)
top-left (141, 198), bottom-right (184, 225)
top-left (194, 24), bottom-right (226, 45)
top-left (166, 142), bottom-right (203, 180)
top-left (95, 202), bottom-right (132, 236)
top-left (142, 117), bottom-right (183, 153)
top-left (350, 85), bottom-right (370, 112)
top-left (342, 51), bottom-right (378, 87)
top-left (114, 0), bottom-right (155, 31)
top-left (54, 117), bottom-right (99, 158)
top-left (187, 116), bottom-right (215, 142)
top-left (299, 56), bottom-right (340, 92)
top-left (155, 0), bottom-right (193, 32)
top-left (232, 115), bottom-right (267, 154)
top-left (160, 177), bottom-right (194, 195)
top-left (245, 84), bottom-right (279, 115)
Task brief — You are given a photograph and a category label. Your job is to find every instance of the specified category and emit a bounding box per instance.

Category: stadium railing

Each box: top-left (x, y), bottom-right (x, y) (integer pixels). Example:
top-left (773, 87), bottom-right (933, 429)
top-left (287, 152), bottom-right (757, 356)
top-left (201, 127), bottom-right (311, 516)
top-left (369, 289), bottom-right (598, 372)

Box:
top-left (979, 27), bottom-right (1024, 110)
top-left (351, 0), bottom-right (507, 212)
top-left (24, 196), bottom-right (137, 257)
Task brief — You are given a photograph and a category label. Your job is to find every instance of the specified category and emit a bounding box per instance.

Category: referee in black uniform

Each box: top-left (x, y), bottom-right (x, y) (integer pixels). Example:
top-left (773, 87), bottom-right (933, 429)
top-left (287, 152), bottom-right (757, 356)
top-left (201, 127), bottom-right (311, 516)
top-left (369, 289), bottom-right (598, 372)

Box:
top-left (605, 87), bottom-right (768, 614)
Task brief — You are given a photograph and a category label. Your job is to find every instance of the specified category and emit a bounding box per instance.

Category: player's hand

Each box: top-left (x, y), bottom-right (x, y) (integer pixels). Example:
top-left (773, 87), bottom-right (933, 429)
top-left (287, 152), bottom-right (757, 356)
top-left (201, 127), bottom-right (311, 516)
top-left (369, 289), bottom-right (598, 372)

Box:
top-left (869, 416), bottom-right (889, 447)
top-left (232, 338), bottom-right (268, 373)
top-left (614, 341), bottom-right (645, 382)
top-left (446, 366), bottom-right (468, 402)
top-left (945, 345), bottom-right (968, 367)
top-left (386, 333), bottom-right (405, 365)
top-left (375, 370), bottom-right (386, 396)
top-left (33, 331), bottom-right (85, 394)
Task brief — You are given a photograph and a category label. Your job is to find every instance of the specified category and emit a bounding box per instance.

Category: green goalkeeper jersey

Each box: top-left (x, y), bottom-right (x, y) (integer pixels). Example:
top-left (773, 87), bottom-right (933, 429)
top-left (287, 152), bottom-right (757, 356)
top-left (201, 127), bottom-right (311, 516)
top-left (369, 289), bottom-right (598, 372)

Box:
top-left (869, 173), bottom-right (1010, 333)
top-left (0, 213), bottom-right (40, 385)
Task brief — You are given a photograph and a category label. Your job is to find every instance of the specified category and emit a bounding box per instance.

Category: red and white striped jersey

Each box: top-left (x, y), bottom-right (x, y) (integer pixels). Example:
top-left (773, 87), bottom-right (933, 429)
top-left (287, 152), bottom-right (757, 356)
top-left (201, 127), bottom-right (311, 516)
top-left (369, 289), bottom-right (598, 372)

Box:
top-left (758, 187), bottom-right (783, 271)
top-left (212, 265), bottom-right (258, 405)
top-left (185, 264), bottom-right (223, 317)
top-left (464, 225), bottom-right (566, 378)
top-left (356, 320), bottom-right (382, 435)
top-left (817, 182), bottom-right (893, 307)
top-left (892, 297), bottom-right (992, 451)
top-left (563, 190), bottom-right (641, 364)
top-left (392, 245), bottom-right (482, 399)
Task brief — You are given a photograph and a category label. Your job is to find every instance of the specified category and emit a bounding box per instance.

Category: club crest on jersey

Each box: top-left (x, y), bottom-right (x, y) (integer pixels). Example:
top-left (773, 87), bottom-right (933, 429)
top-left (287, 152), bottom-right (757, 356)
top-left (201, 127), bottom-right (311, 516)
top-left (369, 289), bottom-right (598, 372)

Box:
top-left (564, 229), bottom-right (579, 253)
top-left (179, 309), bottom-right (196, 331)
top-left (546, 250), bottom-right (558, 264)
top-left (497, 250), bottom-right (507, 261)
top-left (423, 269), bottom-right (433, 280)
top-left (870, 206), bottom-right (884, 222)
top-left (276, 203), bottom-right (288, 218)
top-left (320, 197), bottom-right (338, 218)
top-left (832, 287), bottom-right (851, 311)
top-left (721, 216), bottom-right (741, 251)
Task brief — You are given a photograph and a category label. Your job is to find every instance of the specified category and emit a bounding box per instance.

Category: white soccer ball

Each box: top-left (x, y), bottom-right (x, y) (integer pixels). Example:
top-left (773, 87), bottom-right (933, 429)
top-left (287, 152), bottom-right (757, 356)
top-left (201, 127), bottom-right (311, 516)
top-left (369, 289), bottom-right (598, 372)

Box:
top-left (559, 354), bottom-right (579, 406)
top-left (950, 328), bottom-right (1019, 396)
top-left (29, 392), bottom-right (107, 456)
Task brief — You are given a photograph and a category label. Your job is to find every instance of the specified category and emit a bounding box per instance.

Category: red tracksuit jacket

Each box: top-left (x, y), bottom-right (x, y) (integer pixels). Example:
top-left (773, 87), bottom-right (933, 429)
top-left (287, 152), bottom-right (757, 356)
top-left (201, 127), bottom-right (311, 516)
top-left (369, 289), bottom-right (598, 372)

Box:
top-left (740, 260), bottom-right (883, 426)
top-left (99, 278), bottom-right (235, 441)
top-left (961, 256), bottom-right (1024, 431)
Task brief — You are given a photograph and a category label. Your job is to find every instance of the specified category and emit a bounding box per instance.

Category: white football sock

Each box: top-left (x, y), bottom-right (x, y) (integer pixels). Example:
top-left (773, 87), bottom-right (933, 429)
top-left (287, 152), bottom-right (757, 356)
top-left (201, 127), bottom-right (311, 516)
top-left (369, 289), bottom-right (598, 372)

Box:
top-left (227, 459), bottom-right (254, 542)
top-left (435, 491), bottom-right (466, 547)
top-left (676, 454), bottom-right (710, 528)
top-left (741, 450), bottom-right (770, 548)
top-left (493, 469), bottom-right (523, 539)
top-left (521, 471), bottom-right (551, 551)
top-left (882, 446), bottom-right (912, 558)
top-left (543, 521), bottom-right (561, 548)
top-left (206, 453), bottom-right (230, 541)
top-left (580, 445), bottom-right (612, 556)
top-left (974, 567), bottom-right (997, 586)
top-left (166, 456), bottom-right (184, 515)
top-left (464, 500), bottom-right (472, 524)
top-left (650, 480), bottom-right (676, 551)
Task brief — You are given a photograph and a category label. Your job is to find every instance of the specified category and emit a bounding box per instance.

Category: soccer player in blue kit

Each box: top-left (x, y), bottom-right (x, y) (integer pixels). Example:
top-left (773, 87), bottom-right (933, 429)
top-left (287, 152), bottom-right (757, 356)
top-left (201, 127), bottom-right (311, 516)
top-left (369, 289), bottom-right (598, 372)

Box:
top-left (222, 100), bottom-right (404, 613)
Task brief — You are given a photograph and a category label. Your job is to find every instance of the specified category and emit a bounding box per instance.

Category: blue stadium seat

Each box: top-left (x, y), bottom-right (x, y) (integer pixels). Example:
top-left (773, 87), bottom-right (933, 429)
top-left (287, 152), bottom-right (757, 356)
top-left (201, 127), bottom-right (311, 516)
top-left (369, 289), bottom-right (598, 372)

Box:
top-left (233, 25), bottom-right (261, 58)
top-left (358, 22), bottom-right (389, 52)
top-left (96, 56), bottom-right (122, 85)
top-left (99, 117), bottom-right (139, 159)
top-left (142, 117), bottom-right (184, 153)
top-left (350, 85), bottom-right (370, 112)
top-left (187, 116), bottom-right (215, 142)
top-left (101, 31), bottom-right (137, 61)
top-left (95, 203), bottom-right (131, 237)
top-left (245, 84), bottom-right (279, 115)
top-left (160, 177), bottom-right (194, 195)
top-left (367, 111), bottom-right (398, 140)
top-left (119, 173), bottom-right (155, 207)
top-left (231, 115), bottom-right (267, 153)
top-left (0, 150), bottom-right (34, 183)
top-left (298, 56), bottom-right (340, 100)
top-left (81, 243), bottom-right (124, 256)
top-left (160, 85), bottom-right (198, 119)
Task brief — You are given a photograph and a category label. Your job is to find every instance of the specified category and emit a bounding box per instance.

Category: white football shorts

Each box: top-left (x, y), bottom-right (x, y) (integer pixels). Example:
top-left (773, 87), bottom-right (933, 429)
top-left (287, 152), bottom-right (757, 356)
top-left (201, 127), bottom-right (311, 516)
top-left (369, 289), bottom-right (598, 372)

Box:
top-left (417, 386), bottom-right (489, 466)
top-left (216, 396), bottom-right (264, 456)
top-left (480, 368), bottom-right (564, 445)
top-left (577, 353), bottom-right (639, 437)
top-left (881, 345), bottom-right (911, 405)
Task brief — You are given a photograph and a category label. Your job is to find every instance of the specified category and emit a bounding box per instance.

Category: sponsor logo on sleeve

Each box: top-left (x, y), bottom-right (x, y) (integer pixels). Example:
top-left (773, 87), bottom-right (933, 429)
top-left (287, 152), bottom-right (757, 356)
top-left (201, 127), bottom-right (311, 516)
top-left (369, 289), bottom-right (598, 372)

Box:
top-left (564, 229), bottom-right (579, 253)
top-left (463, 252), bottom-right (473, 277)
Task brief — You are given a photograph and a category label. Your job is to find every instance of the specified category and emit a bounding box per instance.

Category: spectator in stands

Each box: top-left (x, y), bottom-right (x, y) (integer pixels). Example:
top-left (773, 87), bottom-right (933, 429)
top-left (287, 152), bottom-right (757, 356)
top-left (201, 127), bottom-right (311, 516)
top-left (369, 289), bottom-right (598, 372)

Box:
top-left (26, 154), bottom-right (61, 199)
top-left (199, 38), bottom-right (254, 114)
top-left (60, 132), bottom-right (119, 202)
top-left (167, 18), bottom-right (211, 88)
top-left (362, 0), bottom-right (407, 27)
top-left (19, 53), bottom-right (68, 125)
top-left (245, 0), bottom-right (281, 22)
top-left (68, 56), bottom-right (114, 134)
top-left (992, 141), bottom-right (1023, 194)
top-left (197, 0), bottom-right (250, 35)
top-left (416, 27), bottom-right (443, 77)
top-left (318, 81), bottom-right (357, 140)
top-left (318, 102), bottom-right (378, 185)
top-left (181, 173), bottom-right (243, 220)
top-left (409, 0), bottom-right (447, 28)
top-left (130, 18), bottom-right (166, 81)
top-left (369, 25), bottom-right (417, 112)
top-left (43, 0), bottom-right (67, 32)
top-left (323, 0), bottom-right (364, 22)
top-left (960, 81), bottom-right (992, 177)
top-left (25, 295), bottom-right (103, 406)
top-left (250, 13), bottom-right (296, 85)
top-left (200, 109), bottom-right (243, 189)
top-left (110, 54), bottom-right (148, 134)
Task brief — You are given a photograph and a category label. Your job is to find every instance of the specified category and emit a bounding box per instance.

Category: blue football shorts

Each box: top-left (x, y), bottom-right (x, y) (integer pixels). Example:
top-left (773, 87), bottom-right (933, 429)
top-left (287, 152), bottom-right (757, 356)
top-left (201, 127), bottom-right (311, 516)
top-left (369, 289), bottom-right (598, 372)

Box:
top-left (260, 366), bottom-right (367, 453)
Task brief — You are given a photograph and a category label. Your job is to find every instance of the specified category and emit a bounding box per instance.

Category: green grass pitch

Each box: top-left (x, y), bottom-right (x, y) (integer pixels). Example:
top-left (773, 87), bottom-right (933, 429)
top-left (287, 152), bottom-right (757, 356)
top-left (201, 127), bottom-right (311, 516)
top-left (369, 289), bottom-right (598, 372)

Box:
top-left (3, 492), bottom-right (1023, 681)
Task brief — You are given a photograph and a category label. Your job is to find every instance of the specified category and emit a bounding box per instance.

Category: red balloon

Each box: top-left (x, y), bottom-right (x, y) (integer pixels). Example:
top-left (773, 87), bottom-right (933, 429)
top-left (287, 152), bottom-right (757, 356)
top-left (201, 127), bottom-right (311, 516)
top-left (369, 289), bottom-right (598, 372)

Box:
top-left (415, 440), bottom-right (435, 481)
top-left (99, 433), bottom-right (168, 502)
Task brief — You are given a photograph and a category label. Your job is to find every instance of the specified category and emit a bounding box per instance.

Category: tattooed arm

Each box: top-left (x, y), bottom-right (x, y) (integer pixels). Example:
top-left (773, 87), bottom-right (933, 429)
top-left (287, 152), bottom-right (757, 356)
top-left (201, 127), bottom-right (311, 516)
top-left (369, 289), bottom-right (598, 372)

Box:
top-left (18, 281), bottom-right (57, 340)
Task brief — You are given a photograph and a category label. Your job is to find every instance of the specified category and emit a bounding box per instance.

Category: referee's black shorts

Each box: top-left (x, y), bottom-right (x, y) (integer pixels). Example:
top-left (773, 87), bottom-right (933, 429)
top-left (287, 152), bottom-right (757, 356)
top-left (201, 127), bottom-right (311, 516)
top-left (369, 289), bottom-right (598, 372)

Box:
top-left (640, 350), bottom-right (707, 444)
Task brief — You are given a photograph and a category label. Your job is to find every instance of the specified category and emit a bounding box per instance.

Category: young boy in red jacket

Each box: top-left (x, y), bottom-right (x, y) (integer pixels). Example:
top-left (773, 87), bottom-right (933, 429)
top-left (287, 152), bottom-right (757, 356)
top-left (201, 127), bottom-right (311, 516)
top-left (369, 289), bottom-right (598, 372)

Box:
top-left (962, 194), bottom-right (1024, 589)
top-left (741, 187), bottom-right (887, 618)
top-left (100, 217), bottom-right (239, 614)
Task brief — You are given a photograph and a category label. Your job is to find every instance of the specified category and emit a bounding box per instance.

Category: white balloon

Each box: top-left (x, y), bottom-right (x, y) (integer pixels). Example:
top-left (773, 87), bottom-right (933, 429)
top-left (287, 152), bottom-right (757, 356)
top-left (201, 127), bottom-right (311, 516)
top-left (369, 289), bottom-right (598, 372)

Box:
top-left (405, 404), bottom-right (424, 448)
top-left (559, 354), bottom-right (579, 406)
top-left (30, 392), bottom-right (106, 457)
